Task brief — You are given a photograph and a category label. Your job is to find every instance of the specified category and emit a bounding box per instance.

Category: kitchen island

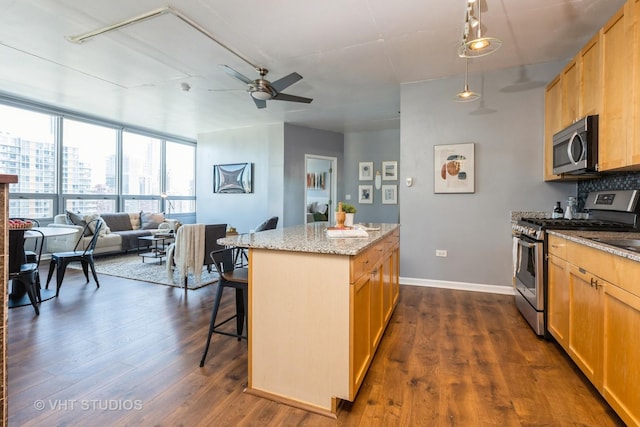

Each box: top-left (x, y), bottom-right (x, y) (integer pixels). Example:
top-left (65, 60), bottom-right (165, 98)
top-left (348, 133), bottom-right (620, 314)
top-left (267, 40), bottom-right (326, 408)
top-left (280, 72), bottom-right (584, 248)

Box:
top-left (218, 222), bottom-right (400, 417)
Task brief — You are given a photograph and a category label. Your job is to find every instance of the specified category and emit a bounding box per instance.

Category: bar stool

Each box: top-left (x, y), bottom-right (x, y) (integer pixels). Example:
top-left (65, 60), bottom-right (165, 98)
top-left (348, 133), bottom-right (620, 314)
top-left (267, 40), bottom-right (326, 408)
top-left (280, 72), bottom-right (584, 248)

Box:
top-left (200, 247), bottom-right (248, 366)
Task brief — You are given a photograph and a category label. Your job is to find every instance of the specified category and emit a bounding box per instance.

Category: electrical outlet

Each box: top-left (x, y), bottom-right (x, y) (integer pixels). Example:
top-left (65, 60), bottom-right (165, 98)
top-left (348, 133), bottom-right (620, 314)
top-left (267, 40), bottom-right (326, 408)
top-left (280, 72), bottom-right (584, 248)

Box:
top-left (345, 194), bottom-right (351, 200)
top-left (436, 249), bottom-right (448, 257)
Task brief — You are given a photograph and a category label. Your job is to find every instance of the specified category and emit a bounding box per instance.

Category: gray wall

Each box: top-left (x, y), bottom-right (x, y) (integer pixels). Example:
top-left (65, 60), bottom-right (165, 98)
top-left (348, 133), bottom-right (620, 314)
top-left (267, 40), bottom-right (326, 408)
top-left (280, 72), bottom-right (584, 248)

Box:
top-left (196, 124), bottom-right (285, 233)
top-left (400, 62), bottom-right (576, 289)
top-left (283, 123), bottom-right (344, 227)
top-left (343, 128), bottom-right (400, 223)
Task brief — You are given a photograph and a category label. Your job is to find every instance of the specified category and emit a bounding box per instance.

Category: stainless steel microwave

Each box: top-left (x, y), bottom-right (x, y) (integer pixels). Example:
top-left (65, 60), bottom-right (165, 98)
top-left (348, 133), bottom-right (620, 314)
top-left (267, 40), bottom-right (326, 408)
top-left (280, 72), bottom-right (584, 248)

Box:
top-left (552, 115), bottom-right (599, 175)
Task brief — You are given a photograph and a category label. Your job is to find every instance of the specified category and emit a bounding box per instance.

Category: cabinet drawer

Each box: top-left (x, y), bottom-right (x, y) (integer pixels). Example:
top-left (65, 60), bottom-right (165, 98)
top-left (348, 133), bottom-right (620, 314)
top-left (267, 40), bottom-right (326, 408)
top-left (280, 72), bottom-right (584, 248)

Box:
top-left (548, 235), bottom-right (567, 259)
top-left (567, 239), bottom-right (640, 297)
top-left (350, 240), bottom-right (388, 283)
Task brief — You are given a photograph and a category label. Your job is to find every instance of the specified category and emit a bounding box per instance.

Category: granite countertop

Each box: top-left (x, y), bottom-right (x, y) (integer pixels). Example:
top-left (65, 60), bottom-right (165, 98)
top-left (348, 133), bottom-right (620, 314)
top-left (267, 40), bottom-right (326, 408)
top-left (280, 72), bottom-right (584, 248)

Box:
top-left (547, 229), bottom-right (640, 262)
top-left (218, 223), bottom-right (400, 256)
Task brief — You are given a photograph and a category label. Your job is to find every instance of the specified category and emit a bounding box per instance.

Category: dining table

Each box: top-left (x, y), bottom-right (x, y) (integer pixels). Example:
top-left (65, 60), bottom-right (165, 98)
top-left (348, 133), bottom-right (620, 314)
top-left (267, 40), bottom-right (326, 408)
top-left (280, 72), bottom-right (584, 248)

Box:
top-left (8, 226), bottom-right (78, 308)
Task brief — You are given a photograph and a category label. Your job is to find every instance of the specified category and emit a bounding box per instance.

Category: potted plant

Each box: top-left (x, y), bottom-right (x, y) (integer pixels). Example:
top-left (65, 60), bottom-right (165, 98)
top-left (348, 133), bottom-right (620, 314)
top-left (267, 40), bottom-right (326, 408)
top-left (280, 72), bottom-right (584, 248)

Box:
top-left (337, 202), bottom-right (357, 226)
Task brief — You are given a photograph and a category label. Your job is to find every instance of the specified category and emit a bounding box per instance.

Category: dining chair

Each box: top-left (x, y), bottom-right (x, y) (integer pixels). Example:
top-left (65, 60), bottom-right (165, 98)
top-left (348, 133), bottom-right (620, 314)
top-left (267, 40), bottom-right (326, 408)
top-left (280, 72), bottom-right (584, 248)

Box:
top-left (203, 223), bottom-right (227, 273)
top-left (8, 228), bottom-right (45, 315)
top-left (200, 247), bottom-right (248, 366)
top-left (10, 218), bottom-right (40, 263)
top-left (45, 218), bottom-right (103, 297)
top-left (254, 216), bottom-right (278, 232)
top-left (234, 216), bottom-right (278, 267)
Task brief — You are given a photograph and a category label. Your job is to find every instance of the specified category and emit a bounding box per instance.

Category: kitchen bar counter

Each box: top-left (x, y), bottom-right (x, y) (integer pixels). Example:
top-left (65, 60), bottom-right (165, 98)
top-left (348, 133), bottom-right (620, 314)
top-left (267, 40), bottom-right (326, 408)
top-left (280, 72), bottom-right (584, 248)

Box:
top-left (218, 223), bottom-right (400, 417)
top-left (547, 230), bottom-right (640, 262)
top-left (218, 222), bottom-right (400, 255)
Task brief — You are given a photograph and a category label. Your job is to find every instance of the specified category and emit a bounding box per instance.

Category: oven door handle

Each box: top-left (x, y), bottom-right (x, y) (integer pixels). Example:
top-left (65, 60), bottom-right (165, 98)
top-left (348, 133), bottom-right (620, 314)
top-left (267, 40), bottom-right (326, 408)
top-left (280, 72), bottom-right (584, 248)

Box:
top-left (517, 240), bottom-right (537, 249)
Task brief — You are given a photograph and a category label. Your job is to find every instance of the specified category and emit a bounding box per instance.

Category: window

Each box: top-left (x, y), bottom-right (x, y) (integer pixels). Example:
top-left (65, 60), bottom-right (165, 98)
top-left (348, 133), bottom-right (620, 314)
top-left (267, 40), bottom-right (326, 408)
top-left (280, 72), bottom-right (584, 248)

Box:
top-left (62, 119), bottom-right (117, 195)
top-left (1, 97), bottom-right (197, 221)
top-left (0, 104), bottom-right (56, 219)
top-left (0, 105), bottom-right (56, 194)
top-left (165, 142), bottom-right (195, 214)
top-left (122, 132), bottom-right (161, 195)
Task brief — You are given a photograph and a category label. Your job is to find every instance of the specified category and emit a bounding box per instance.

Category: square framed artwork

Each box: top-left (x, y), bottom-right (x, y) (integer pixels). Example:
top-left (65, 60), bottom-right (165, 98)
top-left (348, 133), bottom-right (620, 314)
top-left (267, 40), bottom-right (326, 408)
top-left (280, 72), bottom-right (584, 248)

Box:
top-left (213, 162), bottom-right (253, 193)
top-left (358, 161), bottom-right (373, 181)
top-left (382, 161), bottom-right (398, 180)
top-left (381, 184), bottom-right (397, 204)
top-left (358, 184), bottom-right (373, 204)
top-left (434, 143), bottom-right (475, 194)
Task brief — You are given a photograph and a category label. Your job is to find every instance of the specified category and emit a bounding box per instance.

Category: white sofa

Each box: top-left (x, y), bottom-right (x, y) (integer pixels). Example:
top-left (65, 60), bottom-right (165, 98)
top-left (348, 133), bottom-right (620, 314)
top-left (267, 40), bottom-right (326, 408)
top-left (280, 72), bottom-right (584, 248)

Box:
top-left (47, 212), bottom-right (174, 255)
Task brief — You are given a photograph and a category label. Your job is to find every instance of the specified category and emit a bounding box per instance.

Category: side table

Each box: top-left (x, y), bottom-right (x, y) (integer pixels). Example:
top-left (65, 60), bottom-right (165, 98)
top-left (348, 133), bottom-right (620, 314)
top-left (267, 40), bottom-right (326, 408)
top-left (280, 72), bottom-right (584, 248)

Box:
top-left (138, 234), bottom-right (174, 264)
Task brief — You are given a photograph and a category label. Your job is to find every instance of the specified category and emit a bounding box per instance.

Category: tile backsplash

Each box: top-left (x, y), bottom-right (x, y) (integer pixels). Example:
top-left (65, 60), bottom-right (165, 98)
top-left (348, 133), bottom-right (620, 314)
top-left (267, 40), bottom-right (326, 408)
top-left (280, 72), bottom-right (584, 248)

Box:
top-left (577, 171), bottom-right (640, 211)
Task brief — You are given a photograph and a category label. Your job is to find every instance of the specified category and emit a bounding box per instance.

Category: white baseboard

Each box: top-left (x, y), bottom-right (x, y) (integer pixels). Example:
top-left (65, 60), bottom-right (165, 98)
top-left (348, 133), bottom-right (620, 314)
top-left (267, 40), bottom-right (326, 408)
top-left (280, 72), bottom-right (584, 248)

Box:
top-left (399, 277), bottom-right (515, 296)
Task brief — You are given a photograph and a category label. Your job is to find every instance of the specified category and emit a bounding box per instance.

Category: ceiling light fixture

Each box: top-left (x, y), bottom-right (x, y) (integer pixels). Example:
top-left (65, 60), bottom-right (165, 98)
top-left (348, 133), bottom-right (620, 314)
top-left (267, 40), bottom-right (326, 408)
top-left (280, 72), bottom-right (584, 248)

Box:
top-left (456, 59), bottom-right (480, 102)
top-left (458, 0), bottom-right (501, 58)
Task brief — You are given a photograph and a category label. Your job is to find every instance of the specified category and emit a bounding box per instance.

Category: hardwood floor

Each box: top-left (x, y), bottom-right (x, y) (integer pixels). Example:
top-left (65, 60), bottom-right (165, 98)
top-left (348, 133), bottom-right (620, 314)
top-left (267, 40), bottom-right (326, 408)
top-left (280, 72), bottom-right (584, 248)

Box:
top-left (8, 266), bottom-right (624, 426)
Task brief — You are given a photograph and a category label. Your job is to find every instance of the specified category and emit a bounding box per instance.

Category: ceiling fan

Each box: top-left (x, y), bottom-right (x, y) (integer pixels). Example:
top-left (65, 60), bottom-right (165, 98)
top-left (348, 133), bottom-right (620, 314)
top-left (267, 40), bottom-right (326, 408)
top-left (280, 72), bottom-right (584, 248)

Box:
top-left (221, 65), bottom-right (313, 109)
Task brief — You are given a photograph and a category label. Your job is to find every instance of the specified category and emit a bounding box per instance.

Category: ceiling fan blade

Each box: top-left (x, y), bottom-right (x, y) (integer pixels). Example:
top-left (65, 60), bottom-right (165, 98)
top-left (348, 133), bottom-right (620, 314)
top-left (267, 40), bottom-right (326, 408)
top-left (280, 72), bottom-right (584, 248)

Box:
top-left (252, 97), bottom-right (267, 109)
top-left (272, 92), bottom-right (313, 104)
top-left (270, 72), bottom-right (303, 92)
top-left (221, 65), bottom-right (252, 85)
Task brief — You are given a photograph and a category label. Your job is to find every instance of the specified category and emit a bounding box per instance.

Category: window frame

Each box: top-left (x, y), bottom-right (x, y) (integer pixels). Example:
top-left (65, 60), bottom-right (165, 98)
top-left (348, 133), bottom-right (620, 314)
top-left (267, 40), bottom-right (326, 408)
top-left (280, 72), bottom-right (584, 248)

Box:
top-left (0, 95), bottom-right (197, 223)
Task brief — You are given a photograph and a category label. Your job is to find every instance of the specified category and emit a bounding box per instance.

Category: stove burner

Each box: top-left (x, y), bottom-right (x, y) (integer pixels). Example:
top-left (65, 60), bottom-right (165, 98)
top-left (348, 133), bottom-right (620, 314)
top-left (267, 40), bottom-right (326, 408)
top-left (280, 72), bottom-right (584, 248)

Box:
top-left (519, 218), bottom-right (630, 229)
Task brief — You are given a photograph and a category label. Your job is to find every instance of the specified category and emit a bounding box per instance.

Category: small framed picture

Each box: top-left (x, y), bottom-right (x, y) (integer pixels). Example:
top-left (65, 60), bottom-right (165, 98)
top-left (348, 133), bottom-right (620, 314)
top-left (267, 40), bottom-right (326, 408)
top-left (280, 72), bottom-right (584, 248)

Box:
top-left (381, 185), bottom-right (397, 204)
top-left (358, 162), bottom-right (373, 181)
top-left (358, 184), bottom-right (373, 204)
top-left (434, 143), bottom-right (475, 194)
top-left (382, 161), bottom-right (398, 181)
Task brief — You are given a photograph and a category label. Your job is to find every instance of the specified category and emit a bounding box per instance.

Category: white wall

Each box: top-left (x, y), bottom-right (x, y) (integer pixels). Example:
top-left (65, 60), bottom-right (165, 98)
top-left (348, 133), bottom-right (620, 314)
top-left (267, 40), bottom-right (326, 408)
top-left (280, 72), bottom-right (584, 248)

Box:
top-left (196, 124), bottom-right (285, 233)
top-left (400, 62), bottom-right (576, 290)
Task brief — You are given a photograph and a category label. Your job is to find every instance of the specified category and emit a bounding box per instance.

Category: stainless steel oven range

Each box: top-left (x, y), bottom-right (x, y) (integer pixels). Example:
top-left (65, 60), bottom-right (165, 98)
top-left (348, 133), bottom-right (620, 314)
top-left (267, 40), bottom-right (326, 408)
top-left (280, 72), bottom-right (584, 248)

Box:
top-left (512, 189), bottom-right (640, 336)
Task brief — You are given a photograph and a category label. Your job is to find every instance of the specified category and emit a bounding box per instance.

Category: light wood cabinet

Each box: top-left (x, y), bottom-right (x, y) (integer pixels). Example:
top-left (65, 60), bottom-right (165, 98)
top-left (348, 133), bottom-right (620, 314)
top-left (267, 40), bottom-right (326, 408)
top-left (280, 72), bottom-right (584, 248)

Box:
top-left (544, 76), bottom-right (563, 181)
top-left (352, 272), bottom-right (372, 392)
top-left (603, 283), bottom-right (640, 427)
top-left (369, 262), bottom-right (384, 350)
top-left (351, 229), bottom-right (400, 396)
top-left (568, 263), bottom-right (604, 388)
top-left (547, 253), bottom-right (569, 347)
top-left (561, 59), bottom-right (580, 126)
top-left (600, 2), bottom-right (634, 171)
top-left (579, 33), bottom-right (601, 117)
top-left (632, 0), bottom-right (640, 166)
top-left (547, 234), bottom-right (640, 426)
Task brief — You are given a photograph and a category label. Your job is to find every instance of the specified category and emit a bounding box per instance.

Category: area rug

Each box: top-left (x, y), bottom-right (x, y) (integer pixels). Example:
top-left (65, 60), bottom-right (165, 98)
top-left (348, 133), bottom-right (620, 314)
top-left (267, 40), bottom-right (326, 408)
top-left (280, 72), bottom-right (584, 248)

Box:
top-left (68, 253), bottom-right (219, 289)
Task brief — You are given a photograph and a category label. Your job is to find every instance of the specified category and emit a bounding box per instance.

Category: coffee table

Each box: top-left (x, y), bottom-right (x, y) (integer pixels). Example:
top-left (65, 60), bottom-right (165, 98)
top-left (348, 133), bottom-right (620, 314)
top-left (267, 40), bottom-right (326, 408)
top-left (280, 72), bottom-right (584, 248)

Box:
top-left (138, 235), bottom-right (174, 264)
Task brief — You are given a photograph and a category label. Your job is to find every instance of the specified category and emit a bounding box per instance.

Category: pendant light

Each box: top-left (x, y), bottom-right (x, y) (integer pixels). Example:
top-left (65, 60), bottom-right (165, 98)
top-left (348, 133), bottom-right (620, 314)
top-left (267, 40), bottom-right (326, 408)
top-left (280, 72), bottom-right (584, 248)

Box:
top-left (455, 59), bottom-right (480, 102)
top-left (458, 0), bottom-right (501, 58)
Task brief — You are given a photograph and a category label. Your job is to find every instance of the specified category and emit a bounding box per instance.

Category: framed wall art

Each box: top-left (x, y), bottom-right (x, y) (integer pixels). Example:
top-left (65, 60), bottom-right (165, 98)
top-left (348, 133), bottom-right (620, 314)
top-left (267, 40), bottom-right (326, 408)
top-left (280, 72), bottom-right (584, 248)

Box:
top-left (382, 161), bottom-right (398, 180)
top-left (381, 184), bottom-right (397, 204)
top-left (358, 161), bottom-right (373, 181)
top-left (213, 162), bottom-right (253, 193)
top-left (434, 143), bottom-right (474, 194)
top-left (358, 184), bottom-right (373, 204)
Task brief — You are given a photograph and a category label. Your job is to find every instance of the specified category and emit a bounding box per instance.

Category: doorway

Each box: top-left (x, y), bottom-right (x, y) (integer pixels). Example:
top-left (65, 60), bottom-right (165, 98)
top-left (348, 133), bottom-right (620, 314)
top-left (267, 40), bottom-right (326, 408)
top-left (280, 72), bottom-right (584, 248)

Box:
top-left (305, 155), bottom-right (336, 225)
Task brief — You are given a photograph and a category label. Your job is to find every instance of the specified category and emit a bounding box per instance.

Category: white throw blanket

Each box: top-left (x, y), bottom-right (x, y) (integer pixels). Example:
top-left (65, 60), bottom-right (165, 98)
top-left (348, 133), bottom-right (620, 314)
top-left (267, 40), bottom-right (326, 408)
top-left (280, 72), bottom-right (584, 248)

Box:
top-left (166, 224), bottom-right (206, 285)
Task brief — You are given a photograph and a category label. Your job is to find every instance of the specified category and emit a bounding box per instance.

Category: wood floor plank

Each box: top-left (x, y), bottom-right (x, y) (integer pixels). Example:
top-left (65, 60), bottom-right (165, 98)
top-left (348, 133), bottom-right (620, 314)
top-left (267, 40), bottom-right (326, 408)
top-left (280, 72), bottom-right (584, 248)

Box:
top-left (7, 266), bottom-right (626, 426)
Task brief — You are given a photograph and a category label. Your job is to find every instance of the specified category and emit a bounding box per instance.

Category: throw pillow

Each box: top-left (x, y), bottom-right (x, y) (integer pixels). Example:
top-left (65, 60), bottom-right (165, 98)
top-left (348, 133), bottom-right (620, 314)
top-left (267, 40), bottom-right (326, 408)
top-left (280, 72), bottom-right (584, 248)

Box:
top-left (83, 214), bottom-right (111, 237)
top-left (66, 210), bottom-right (91, 236)
top-left (140, 212), bottom-right (164, 230)
top-left (313, 203), bottom-right (328, 215)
